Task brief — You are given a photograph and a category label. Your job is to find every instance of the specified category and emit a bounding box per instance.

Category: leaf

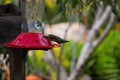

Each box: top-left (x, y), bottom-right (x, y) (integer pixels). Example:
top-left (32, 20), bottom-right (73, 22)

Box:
top-left (5, 0), bottom-right (13, 4)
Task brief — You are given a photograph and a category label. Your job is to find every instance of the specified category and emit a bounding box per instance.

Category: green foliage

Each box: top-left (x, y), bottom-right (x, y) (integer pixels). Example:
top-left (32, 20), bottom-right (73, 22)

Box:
top-left (85, 30), bottom-right (120, 80)
top-left (0, 48), bottom-right (9, 65)
top-left (0, 0), bottom-right (5, 4)
top-left (27, 30), bottom-right (120, 80)
top-left (0, 0), bottom-right (13, 4)
top-left (49, 41), bottom-right (83, 73)
top-left (44, 0), bottom-right (119, 24)
top-left (27, 41), bottom-right (83, 78)
top-left (28, 50), bottom-right (50, 75)
top-left (105, 0), bottom-right (119, 16)
top-left (61, 41), bottom-right (83, 72)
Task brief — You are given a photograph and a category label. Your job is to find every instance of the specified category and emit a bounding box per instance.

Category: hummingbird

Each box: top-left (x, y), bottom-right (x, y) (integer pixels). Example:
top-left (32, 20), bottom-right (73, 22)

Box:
top-left (43, 34), bottom-right (69, 44)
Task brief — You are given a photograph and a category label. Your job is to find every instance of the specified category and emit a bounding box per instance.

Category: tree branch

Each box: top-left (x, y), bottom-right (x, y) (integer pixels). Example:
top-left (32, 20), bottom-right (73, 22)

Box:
top-left (67, 5), bottom-right (113, 80)
top-left (43, 50), bottom-right (68, 80)
top-left (93, 13), bottom-right (115, 47)
top-left (94, 1), bottom-right (103, 23)
top-left (70, 42), bottom-right (77, 72)
top-left (44, 50), bottom-right (57, 70)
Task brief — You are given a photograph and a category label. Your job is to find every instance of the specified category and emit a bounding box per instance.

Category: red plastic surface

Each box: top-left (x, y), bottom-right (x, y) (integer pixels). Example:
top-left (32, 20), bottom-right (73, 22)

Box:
top-left (4, 33), bottom-right (53, 50)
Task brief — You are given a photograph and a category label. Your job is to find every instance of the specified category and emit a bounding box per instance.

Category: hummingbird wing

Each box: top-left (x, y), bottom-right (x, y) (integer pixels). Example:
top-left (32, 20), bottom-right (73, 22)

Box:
top-left (44, 34), bottom-right (69, 44)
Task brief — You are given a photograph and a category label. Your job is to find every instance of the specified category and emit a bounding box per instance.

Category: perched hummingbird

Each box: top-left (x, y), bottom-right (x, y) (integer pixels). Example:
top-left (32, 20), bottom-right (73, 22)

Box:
top-left (43, 34), bottom-right (69, 44)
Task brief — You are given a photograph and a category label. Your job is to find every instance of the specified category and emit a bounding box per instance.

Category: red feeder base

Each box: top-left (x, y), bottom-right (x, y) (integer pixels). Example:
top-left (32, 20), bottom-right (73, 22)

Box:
top-left (4, 33), bottom-right (54, 50)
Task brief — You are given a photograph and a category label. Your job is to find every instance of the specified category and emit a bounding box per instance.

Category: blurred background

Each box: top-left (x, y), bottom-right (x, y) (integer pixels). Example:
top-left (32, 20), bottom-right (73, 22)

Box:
top-left (0, 0), bottom-right (120, 80)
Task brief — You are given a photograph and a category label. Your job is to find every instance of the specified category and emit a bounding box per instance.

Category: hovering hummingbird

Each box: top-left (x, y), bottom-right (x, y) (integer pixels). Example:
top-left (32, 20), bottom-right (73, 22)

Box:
top-left (43, 34), bottom-right (69, 44)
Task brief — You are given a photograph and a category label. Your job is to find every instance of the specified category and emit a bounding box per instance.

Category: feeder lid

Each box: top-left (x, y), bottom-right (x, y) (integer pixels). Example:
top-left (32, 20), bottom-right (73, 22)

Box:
top-left (4, 33), bottom-right (54, 50)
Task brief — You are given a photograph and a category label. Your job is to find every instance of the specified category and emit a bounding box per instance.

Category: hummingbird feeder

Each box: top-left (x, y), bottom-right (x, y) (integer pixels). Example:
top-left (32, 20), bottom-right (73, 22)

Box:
top-left (4, 32), bottom-right (55, 80)
top-left (2, 1), bottom-right (55, 80)
top-left (0, 1), bottom-right (27, 80)
top-left (0, 0), bottom-right (49, 80)
top-left (4, 32), bottom-right (54, 50)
